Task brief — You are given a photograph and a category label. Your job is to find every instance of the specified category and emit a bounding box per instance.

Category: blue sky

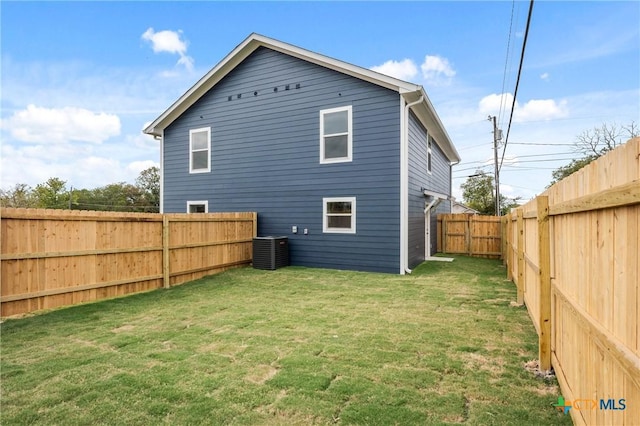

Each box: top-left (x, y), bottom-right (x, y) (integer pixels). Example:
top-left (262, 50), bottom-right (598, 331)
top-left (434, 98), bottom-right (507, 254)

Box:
top-left (2, 1), bottom-right (639, 202)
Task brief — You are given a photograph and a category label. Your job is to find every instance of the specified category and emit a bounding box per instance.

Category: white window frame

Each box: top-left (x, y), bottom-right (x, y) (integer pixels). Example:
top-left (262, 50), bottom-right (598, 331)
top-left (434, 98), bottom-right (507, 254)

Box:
top-left (187, 200), bottom-right (208, 213)
top-left (189, 127), bottom-right (211, 173)
top-left (323, 197), bottom-right (356, 234)
top-left (427, 135), bottom-right (433, 175)
top-left (319, 105), bottom-right (353, 164)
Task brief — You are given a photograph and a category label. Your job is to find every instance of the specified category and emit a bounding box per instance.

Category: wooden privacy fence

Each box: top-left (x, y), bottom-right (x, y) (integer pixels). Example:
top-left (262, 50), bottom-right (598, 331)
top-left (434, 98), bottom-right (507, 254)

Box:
top-left (1, 209), bottom-right (257, 317)
top-left (503, 138), bottom-right (639, 426)
top-left (437, 213), bottom-right (501, 258)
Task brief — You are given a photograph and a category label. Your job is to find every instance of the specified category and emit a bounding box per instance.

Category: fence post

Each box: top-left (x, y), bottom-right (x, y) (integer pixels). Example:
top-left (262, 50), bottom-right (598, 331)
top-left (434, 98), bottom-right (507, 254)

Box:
top-left (501, 216), bottom-right (507, 263)
top-left (442, 217), bottom-right (448, 254)
top-left (162, 215), bottom-right (170, 289)
top-left (516, 209), bottom-right (524, 305)
top-left (252, 212), bottom-right (258, 238)
top-left (537, 196), bottom-right (552, 372)
top-left (466, 215), bottom-right (472, 256)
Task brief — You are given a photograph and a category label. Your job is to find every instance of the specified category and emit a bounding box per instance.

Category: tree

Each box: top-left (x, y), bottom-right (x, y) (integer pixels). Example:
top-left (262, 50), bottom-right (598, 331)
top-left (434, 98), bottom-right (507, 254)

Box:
top-left (548, 156), bottom-right (597, 186)
top-left (33, 178), bottom-right (70, 209)
top-left (0, 183), bottom-right (37, 208)
top-left (135, 166), bottom-right (160, 212)
top-left (549, 121), bottom-right (638, 186)
top-left (1, 167), bottom-right (160, 212)
top-left (461, 171), bottom-right (521, 215)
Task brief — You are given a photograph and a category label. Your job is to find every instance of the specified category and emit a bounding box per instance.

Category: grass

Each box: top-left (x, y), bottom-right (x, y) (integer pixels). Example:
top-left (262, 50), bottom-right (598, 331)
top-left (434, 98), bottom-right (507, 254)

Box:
top-left (0, 256), bottom-right (570, 425)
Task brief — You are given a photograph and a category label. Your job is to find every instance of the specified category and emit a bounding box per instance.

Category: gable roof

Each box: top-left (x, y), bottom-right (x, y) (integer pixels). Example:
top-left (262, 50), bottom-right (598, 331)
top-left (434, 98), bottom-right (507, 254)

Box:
top-left (144, 33), bottom-right (460, 163)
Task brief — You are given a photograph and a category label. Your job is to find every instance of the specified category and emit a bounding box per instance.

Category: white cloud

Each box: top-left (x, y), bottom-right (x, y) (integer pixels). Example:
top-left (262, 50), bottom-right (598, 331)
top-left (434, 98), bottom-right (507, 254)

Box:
top-left (370, 59), bottom-right (418, 81)
top-left (142, 28), bottom-right (194, 71)
top-left (421, 55), bottom-right (456, 85)
top-left (540, 72), bottom-right (550, 81)
top-left (127, 160), bottom-right (159, 175)
top-left (478, 93), bottom-right (513, 116)
top-left (499, 183), bottom-right (515, 195)
top-left (1, 104), bottom-right (121, 144)
top-left (517, 99), bottom-right (569, 122)
top-left (142, 28), bottom-right (188, 55)
top-left (478, 93), bottom-right (569, 122)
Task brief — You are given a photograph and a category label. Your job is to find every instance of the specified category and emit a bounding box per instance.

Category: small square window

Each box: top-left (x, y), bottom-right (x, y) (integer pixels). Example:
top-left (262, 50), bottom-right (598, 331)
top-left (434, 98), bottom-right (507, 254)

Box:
top-left (187, 201), bottom-right (208, 213)
top-left (190, 127), bottom-right (211, 173)
top-left (320, 106), bottom-right (352, 164)
top-left (323, 197), bottom-right (356, 233)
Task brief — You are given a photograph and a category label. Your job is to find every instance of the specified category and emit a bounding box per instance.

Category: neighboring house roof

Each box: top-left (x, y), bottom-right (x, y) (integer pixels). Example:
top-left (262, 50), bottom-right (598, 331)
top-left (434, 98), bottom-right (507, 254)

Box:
top-left (451, 201), bottom-right (480, 214)
top-left (144, 33), bottom-right (461, 164)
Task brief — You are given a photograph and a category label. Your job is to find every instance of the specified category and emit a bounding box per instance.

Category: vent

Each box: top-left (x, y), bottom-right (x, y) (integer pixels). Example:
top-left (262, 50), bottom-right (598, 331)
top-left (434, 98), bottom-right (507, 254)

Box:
top-left (252, 237), bottom-right (289, 270)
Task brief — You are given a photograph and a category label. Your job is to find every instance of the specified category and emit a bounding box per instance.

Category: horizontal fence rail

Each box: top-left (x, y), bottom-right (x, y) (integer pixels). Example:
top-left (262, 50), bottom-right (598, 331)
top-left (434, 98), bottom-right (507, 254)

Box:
top-left (437, 213), bottom-right (502, 259)
top-left (502, 138), bottom-right (639, 426)
top-left (1, 209), bottom-right (257, 317)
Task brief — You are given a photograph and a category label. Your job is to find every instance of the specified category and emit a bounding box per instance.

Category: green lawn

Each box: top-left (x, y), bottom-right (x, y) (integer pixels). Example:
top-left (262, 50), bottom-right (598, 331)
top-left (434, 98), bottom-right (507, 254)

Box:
top-left (0, 256), bottom-right (570, 425)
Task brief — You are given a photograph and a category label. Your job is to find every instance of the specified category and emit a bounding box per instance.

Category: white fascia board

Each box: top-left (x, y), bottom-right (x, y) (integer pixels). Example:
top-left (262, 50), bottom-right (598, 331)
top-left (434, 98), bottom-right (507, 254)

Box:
top-left (258, 34), bottom-right (420, 93)
top-left (144, 36), bottom-right (260, 136)
top-left (144, 33), bottom-right (421, 136)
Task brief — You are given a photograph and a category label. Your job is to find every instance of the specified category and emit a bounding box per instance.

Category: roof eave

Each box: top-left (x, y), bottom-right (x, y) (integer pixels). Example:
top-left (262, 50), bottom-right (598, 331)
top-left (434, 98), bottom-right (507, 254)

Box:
top-left (143, 33), bottom-right (422, 136)
top-left (402, 88), bottom-right (461, 164)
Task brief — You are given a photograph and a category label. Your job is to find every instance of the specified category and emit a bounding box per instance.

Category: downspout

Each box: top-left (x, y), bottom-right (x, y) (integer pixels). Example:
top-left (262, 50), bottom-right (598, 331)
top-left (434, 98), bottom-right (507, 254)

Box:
top-left (159, 130), bottom-right (164, 214)
top-left (401, 95), bottom-right (424, 275)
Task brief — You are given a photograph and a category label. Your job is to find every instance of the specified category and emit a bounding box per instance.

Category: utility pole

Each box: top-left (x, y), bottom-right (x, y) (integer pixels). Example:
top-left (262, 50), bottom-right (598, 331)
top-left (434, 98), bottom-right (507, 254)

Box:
top-left (489, 116), bottom-right (501, 216)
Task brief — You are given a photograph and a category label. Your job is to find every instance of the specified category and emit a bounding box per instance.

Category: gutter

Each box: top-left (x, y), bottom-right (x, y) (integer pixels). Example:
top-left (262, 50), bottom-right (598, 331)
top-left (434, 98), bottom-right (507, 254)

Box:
top-left (400, 95), bottom-right (424, 275)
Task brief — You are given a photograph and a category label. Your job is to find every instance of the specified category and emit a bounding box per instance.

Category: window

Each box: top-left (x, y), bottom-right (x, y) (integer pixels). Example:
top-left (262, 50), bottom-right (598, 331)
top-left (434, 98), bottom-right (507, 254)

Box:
top-left (427, 136), bottom-right (433, 174)
top-left (320, 106), bottom-right (352, 163)
top-left (189, 127), bottom-right (211, 173)
top-left (187, 200), bottom-right (208, 213)
top-left (323, 197), bottom-right (356, 233)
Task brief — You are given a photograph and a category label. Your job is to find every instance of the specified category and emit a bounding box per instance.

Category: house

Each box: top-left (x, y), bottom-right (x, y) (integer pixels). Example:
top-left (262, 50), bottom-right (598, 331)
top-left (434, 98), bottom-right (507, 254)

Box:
top-left (452, 200), bottom-right (480, 214)
top-left (144, 33), bottom-right (461, 274)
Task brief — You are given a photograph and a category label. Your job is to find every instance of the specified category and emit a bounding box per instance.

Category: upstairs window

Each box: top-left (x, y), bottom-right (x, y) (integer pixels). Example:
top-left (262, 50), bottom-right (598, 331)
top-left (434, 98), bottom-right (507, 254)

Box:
top-left (187, 200), bottom-right (208, 213)
top-left (190, 127), bottom-right (211, 173)
top-left (320, 106), bottom-right (352, 164)
top-left (323, 197), bottom-right (356, 234)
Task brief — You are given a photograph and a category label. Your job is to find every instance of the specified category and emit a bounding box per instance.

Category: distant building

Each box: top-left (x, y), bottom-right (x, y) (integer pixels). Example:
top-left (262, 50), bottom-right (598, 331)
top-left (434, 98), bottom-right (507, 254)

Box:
top-left (451, 201), bottom-right (479, 214)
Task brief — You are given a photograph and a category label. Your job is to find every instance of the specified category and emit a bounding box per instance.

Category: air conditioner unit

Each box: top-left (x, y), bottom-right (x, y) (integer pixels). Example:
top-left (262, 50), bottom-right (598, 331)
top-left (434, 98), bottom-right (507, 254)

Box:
top-left (252, 236), bottom-right (289, 270)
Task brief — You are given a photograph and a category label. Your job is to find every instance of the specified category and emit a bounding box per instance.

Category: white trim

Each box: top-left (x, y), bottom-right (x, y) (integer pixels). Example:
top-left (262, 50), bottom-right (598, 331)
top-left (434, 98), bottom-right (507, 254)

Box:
top-left (424, 198), bottom-right (443, 259)
top-left (399, 98), bottom-right (407, 274)
top-left (323, 197), bottom-right (356, 234)
top-left (319, 105), bottom-right (353, 164)
top-left (400, 95), bottom-right (424, 274)
top-left (189, 127), bottom-right (211, 173)
top-left (427, 135), bottom-right (433, 175)
top-left (143, 33), bottom-right (421, 137)
top-left (187, 200), bottom-right (208, 213)
top-left (399, 96), bottom-right (409, 275)
top-left (425, 209), bottom-right (430, 259)
top-left (422, 189), bottom-right (450, 200)
top-left (159, 130), bottom-right (164, 214)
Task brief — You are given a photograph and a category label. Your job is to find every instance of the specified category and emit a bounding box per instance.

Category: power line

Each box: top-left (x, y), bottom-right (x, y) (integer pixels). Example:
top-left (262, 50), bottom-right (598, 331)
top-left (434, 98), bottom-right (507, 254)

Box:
top-left (508, 142), bottom-right (575, 146)
top-left (454, 152), bottom-right (577, 170)
top-left (499, 0), bottom-right (535, 172)
top-left (498, 0), bottom-right (517, 126)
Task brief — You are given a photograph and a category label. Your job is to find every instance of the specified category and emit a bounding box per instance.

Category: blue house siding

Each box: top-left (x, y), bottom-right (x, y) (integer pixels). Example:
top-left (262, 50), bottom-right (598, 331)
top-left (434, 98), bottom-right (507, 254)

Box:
top-left (163, 47), bottom-right (401, 273)
top-left (407, 111), bottom-right (452, 267)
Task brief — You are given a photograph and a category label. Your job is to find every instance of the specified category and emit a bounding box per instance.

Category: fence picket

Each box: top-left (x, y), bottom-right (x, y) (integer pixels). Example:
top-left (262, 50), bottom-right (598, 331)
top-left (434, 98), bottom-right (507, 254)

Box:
top-left (1, 210), bottom-right (258, 316)
top-left (501, 138), bottom-right (640, 425)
